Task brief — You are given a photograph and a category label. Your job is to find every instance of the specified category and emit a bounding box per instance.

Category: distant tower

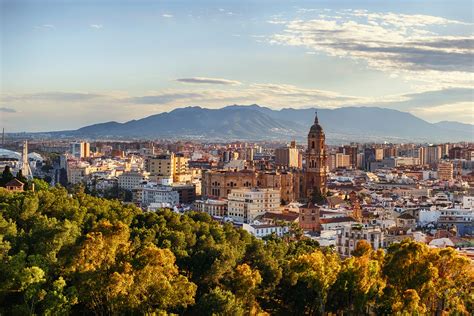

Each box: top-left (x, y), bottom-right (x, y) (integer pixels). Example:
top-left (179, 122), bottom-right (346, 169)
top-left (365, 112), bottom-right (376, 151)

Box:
top-left (304, 111), bottom-right (327, 200)
top-left (350, 191), bottom-right (362, 222)
top-left (21, 140), bottom-right (33, 180)
top-left (1, 128), bottom-right (4, 147)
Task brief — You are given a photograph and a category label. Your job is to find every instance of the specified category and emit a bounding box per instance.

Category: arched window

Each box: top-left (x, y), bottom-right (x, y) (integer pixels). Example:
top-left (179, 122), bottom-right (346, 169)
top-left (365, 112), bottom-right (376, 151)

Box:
top-left (311, 141), bottom-right (315, 149)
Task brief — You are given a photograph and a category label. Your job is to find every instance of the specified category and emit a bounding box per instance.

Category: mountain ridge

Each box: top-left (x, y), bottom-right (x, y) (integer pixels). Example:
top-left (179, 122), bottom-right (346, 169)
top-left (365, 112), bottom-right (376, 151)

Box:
top-left (53, 105), bottom-right (473, 143)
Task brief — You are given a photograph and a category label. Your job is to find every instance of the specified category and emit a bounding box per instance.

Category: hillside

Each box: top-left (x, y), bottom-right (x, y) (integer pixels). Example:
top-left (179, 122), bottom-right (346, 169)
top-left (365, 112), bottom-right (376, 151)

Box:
top-left (0, 186), bottom-right (472, 315)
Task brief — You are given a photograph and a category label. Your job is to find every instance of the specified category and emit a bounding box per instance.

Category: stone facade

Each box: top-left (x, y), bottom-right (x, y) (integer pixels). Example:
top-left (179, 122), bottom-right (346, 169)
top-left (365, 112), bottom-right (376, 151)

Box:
top-left (202, 169), bottom-right (298, 203)
top-left (303, 112), bottom-right (327, 200)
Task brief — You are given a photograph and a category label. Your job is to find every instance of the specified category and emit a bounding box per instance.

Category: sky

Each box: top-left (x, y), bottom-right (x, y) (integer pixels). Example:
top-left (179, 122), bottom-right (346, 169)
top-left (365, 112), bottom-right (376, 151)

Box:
top-left (1, 0), bottom-right (473, 132)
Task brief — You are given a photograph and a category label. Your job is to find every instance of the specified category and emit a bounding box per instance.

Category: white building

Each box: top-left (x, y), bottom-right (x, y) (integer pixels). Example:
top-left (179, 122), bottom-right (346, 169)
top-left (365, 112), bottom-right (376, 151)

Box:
top-left (462, 196), bottom-right (474, 209)
top-left (227, 188), bottom-right (280, 223)
top-left (67, 162), bottom-right (95, 184)
top-left (118, 171), bottom-right (149, 191)
top-left (337, 224), bottom-right (384, 257)
top-left (438, 208), bottom-right (474, 236)
top-left (139, 183), bottom-right (179, 208)
top-left (194, 199), bottom-right (228, 217)
top-left (242, 223), bottom-right (289, 238)
top-left (418, 209), bottom-right (441, 225)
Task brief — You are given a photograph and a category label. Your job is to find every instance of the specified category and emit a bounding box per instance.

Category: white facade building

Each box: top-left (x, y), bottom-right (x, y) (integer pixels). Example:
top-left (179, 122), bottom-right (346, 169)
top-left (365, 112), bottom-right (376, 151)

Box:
top-left (418, 209), bottom-right (441, 225)
top-left (227, 188), bottom-right (280, 223)
top-left (337, 224), bottom-right (384, 257)
top-left (67, 162), bottom-right (94, 184)
top-left (194, 199), bottom-right (228, 217)
top-left (462, 196), bottom-right (474, 209)
top-left (242, 223), bottom-right (289, 238)
top-left (438, 208), bottom-right (474, 236)
top-left (118, 171), bottom-right (149, 191)
top-left (140, 183), bottom-right (179, 208)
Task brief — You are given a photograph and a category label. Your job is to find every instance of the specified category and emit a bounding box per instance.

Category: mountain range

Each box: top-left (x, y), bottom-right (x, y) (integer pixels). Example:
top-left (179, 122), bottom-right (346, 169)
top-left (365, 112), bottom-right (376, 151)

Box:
top-left (51, 105), bottom-right (473, 143)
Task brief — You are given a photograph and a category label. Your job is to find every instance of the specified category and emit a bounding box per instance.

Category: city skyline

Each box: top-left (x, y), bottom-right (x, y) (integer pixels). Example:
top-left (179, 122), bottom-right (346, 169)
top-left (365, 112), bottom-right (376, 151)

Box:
top-left (1, 0), bottom-right (473, 132)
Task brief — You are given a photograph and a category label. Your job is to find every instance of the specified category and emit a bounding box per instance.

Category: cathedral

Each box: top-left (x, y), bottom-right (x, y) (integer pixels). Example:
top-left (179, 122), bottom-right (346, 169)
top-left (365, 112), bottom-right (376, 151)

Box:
top-left (303, 112), bottom-right (327, 200)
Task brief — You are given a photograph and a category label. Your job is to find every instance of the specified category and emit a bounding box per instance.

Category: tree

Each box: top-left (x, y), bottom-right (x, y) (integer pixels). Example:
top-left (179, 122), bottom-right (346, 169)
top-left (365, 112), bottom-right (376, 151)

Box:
top-left (328, 243), bottom-right (385, 314)
top-left (195, 287), bottom-right (244, 316)
top-left (352, 240), bottom-right (372, 257)
top-left (392, 289), bottom-right (426, 315)
top-left (429, 248), bottom-right (474, 314)
top-left (32, 178), bottom-right (50, 191)
top-left (279, 249), bottom-right (340, 315)
top-left (1, 187), bottom-right (472, 315)
top-left (0, 166), bottom-right (14, 187)
top-left (227, 263), bottom-right (262, 313)
top-left (380, 240), bottom-right (437, 314)
top-left (126, 245), bottom-right (197, 314)
top-left (311, 188), bottom-right (326, 205)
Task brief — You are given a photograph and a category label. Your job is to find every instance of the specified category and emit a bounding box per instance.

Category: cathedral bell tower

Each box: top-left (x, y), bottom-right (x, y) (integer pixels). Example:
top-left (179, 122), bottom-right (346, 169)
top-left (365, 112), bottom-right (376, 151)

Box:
top-left (304, 111), bottom-right (327, 200)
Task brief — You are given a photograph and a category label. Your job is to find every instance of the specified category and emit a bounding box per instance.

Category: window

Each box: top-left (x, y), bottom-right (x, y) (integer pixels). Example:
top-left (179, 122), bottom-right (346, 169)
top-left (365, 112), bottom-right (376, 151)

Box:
top-left (312, 141), bottom-right (315, 149)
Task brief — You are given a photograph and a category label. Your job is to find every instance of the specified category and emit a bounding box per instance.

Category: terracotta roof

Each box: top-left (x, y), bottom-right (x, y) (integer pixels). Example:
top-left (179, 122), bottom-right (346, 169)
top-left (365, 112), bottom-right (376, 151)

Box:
top-left (320, 216), bottom-right (357, 224)
top-left (263, 212), bottom-right (299, 222)
top-left (327, 196), bottom-right (345, 205)
top-left (5, 178), bottom-right (24, 187)
top-left (398, 213), bottom-right (416, 220)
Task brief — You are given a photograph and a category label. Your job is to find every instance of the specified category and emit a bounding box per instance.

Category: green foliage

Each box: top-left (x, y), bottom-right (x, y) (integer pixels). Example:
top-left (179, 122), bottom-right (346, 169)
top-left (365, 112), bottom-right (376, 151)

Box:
top-left (311, 187), bottom-right (326, 205)
top-left (0, 187), bottom-right (472, 315)
top-left (32, 178), bottom-right (50, 191)
top-left (0, 166), bottom-right (14, 187)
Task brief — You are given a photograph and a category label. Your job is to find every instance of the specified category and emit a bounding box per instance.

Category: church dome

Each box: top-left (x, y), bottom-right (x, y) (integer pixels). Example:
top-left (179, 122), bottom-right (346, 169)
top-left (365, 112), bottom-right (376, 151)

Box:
top-left (309, 112), bottom-right (324, 135)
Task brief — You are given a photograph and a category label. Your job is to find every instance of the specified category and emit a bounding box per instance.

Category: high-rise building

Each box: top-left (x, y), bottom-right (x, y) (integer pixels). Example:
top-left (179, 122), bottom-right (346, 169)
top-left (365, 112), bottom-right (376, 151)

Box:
top-left (244, 147), bottom-right (254, 161)
top-left (329, 153), bottom-right (351, 171)
top-left (364, 148), bottom-right (376, 170)
top-left (425, 145), bottom-right (441, 165)
top-left (336, 153), bottom-right (351, 169)
top-left (304, 112), bottom-right (327, 199)
top-left (449, 147), bottom-right (463, 160)
top-left (145, 153), bottom-right (190, 183)
top-left (375, 148), bottom-right (384, 161)
top-left (70, 142), bottom-right (90, 159)
top-left (437, 161), bottom-right (454, 181)
top-left (339, 145), bottom-right (358, 168)
top-left (275, 141), bottom-right (300, 168)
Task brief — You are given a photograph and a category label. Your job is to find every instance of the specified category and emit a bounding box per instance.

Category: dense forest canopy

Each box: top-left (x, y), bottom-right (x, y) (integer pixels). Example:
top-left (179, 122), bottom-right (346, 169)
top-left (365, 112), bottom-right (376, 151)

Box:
top-left (0, 183), bottom-right (472, 315)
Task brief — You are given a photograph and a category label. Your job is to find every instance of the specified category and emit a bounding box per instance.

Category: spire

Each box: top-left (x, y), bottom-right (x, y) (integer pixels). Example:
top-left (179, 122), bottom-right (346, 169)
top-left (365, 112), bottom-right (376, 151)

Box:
top-left (314, 110), bottom-right (319, 124)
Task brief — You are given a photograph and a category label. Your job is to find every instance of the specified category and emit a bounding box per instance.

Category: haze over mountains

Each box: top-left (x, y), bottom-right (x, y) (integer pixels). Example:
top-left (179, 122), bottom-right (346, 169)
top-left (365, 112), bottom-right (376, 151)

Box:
top-left (53, 105), bottom-right (472, 143)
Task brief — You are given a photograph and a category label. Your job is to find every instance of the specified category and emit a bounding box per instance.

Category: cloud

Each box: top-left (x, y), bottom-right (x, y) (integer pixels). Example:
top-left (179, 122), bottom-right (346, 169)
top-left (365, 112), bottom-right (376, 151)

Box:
top-left (162, 14), bottom-right (173, 18)
top-left (410, 102), bottom-right (474, 123)
top-left (90, 24), bottom-right (103, 29)
top-left (176, 77), bottom-right (242, 85)
top-left (1, 92), bottom-right (104, 102)
top-left (269, 10), bottom-right (473, 88)
top-left (35, 24), bottom-right (55, 30)
top-left (127, 92), bottom-right (203, 104)
top-left (0, 107), bottom-right (16, 113)
top-left (249, 83), bottom-right (363, 105)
